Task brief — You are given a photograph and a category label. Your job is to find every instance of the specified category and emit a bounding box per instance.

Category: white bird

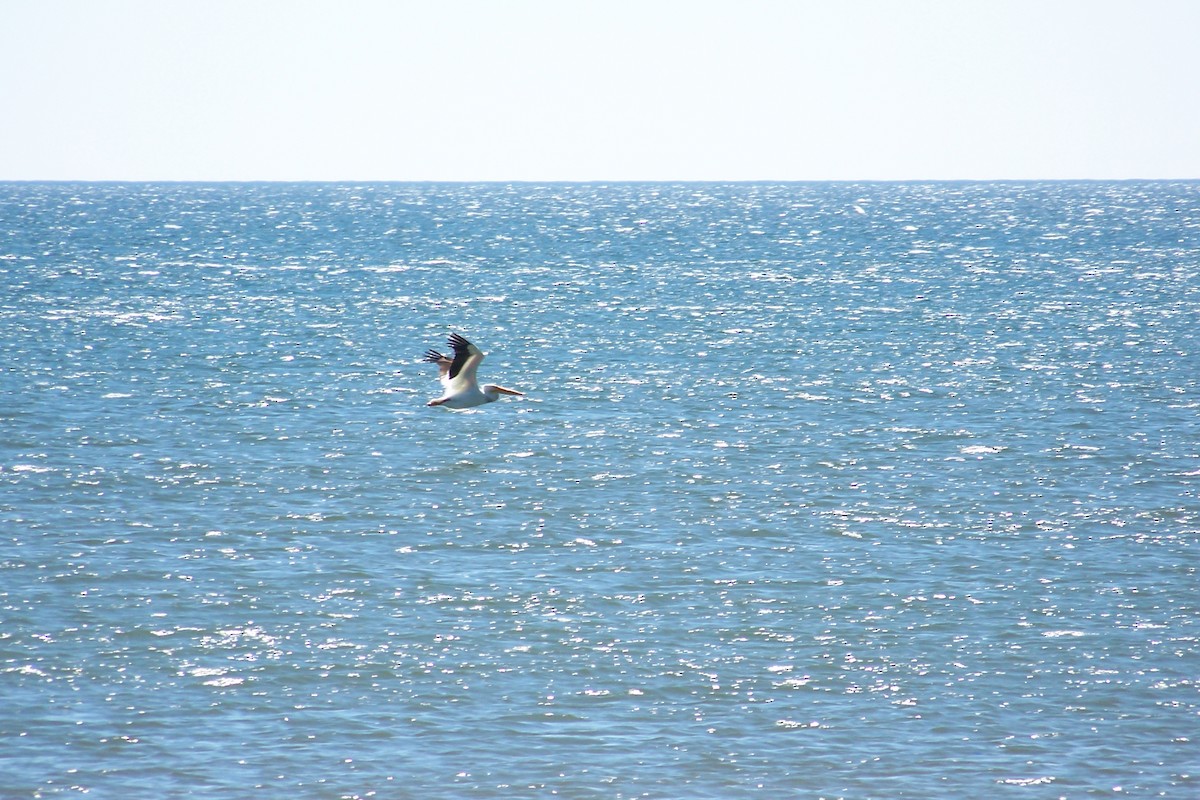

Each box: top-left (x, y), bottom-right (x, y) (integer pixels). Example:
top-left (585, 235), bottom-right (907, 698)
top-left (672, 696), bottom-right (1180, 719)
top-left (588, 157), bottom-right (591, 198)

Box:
top-left (423, 333), bottom-right (524, 409)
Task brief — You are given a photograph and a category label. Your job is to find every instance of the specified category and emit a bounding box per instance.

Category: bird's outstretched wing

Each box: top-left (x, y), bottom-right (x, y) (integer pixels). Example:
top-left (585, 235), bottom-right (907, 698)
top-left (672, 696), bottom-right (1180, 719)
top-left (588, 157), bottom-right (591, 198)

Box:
top-left (445, 333), bottom-right (484, 390)
top-left (423, 349), bottom-right (454, 386)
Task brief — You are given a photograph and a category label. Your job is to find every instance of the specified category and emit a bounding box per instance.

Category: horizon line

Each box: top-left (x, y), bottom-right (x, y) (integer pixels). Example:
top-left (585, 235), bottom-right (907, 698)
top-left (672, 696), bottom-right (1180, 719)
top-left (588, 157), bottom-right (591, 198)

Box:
top-left (3, 177), bottom-right (1198, 185)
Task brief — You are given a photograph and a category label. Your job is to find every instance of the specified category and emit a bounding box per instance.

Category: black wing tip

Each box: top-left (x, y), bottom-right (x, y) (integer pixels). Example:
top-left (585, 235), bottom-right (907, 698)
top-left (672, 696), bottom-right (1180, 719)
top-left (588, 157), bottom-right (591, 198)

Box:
top-left (448, 333), bottom-right (472, 351)
top-left (423, 349), bottom-right (446, 363)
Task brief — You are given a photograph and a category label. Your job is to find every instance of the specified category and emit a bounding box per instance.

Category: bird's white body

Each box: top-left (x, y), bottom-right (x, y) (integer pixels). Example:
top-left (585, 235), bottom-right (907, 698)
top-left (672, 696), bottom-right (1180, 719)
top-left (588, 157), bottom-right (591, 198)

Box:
top-left (434, 383), bottom-right (516, 409)
top-left (424, 334), bottom-right (523, 409)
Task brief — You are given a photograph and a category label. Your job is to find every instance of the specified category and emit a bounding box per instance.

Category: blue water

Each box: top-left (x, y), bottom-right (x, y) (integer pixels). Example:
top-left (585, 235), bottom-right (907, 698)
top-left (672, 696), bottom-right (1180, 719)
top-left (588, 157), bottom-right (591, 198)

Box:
top-left (2, 182), bottom-right (1198, 798)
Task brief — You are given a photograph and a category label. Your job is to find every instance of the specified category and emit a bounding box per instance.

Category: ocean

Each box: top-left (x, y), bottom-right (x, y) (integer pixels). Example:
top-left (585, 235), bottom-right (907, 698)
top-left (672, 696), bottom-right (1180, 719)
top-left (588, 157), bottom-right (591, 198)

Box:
top-left (1, 181), bottom-right (1197, 798)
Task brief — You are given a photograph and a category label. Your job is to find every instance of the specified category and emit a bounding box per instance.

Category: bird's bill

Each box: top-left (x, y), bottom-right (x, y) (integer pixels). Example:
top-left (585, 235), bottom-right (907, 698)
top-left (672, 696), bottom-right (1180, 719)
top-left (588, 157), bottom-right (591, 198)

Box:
top-left (493, 386), bottom-right (524, 396)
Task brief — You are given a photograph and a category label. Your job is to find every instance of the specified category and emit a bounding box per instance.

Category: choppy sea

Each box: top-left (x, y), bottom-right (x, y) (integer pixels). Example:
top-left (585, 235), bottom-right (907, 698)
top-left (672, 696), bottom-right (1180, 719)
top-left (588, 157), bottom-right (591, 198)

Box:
top-left (1, 182), bottom-right (1198, 798)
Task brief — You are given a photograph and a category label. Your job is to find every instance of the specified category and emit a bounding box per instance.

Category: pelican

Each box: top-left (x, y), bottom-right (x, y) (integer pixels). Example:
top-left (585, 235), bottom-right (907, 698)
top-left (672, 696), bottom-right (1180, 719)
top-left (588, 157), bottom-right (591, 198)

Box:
top-left (423, 333), bottom-right (524, 409)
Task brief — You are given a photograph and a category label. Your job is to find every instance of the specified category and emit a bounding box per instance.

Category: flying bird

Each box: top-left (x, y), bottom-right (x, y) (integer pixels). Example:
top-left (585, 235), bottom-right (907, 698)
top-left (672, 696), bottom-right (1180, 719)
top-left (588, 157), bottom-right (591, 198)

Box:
top-left (423, 333), bottom-right (524, 409)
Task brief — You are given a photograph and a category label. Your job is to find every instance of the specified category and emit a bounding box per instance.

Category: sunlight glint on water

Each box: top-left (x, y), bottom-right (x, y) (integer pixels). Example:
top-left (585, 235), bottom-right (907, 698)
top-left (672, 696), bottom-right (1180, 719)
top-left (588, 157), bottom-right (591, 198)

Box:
top-left (1, 182), bottom-right (1198, 798)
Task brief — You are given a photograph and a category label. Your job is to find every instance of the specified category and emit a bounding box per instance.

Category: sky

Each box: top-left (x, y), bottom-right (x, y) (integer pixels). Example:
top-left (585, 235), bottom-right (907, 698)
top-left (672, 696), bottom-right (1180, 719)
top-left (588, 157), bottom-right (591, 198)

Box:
top-left (2, 0), bottom-right (1198, 182)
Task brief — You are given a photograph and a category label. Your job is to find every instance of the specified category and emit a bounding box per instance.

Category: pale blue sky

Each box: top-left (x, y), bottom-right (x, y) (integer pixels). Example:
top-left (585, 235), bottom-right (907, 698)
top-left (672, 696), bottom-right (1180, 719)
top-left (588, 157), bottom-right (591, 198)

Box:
top-left (2, 0), bottom-right (1197, 181)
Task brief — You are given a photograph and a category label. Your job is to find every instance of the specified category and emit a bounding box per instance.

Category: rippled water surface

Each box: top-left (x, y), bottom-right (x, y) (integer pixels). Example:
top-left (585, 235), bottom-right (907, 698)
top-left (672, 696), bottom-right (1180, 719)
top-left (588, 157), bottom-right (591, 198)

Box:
top-left (2, 182), bottom-right (1199, 798)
